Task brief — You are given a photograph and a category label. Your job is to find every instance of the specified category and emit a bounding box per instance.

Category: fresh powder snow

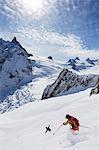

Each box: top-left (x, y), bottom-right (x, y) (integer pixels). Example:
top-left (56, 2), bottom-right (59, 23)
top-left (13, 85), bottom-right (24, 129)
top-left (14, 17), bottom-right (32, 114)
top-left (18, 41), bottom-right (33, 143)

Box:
top-left (0, 89), bottom-right (99, 150)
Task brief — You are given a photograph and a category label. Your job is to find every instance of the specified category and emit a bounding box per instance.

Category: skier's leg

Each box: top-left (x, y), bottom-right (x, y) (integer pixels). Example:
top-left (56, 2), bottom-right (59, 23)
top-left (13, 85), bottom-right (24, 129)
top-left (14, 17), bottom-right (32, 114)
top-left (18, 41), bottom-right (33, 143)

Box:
top-left (71, 128), bottom-right (79, 135)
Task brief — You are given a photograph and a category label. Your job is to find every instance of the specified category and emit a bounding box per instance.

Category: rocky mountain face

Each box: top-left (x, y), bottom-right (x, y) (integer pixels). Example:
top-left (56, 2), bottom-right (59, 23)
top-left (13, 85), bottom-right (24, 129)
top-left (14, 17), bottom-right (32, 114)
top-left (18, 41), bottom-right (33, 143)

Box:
top-left (0, 37), bottom-right (33, 101)
top-left (42, 68), bottom-right (99, 99)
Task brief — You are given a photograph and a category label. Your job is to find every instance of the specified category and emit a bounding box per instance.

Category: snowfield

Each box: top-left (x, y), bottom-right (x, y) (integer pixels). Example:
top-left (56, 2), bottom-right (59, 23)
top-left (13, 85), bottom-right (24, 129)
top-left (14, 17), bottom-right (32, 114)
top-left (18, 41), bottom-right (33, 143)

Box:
top-left (0, 89), bottom-right (99, 150)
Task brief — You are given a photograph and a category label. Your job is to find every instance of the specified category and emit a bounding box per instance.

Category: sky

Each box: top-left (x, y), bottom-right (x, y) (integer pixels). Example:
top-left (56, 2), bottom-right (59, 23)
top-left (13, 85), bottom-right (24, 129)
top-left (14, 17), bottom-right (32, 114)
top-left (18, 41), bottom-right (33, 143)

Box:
top-left (0, 0), bottom-right (99, 60)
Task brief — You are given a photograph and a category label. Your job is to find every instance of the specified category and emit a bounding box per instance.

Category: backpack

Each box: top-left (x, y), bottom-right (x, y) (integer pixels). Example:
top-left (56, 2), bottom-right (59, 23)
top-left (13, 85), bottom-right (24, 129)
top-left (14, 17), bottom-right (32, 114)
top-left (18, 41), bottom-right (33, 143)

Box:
top-left (70, 116), bottom-right (80, 127)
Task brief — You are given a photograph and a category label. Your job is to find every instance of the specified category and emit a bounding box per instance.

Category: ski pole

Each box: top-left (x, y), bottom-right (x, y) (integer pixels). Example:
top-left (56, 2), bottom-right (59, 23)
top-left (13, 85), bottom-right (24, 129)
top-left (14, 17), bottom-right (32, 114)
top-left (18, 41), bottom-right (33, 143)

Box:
top-left (53, 124), bottom-right (63, 135)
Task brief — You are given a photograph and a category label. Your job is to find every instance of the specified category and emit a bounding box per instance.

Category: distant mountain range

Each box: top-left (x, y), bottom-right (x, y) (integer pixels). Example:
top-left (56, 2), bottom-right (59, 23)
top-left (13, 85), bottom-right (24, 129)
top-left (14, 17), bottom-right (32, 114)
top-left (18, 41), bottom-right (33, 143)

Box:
top-left (66, 57), bottom-right (99, 71)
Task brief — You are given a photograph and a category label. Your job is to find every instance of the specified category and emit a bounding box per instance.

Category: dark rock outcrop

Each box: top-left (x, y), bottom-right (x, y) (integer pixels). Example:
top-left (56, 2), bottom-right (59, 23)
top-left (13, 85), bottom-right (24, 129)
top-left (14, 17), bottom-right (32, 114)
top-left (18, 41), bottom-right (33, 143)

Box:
top-left (48, 56), bottom-right (53, 60)
top-left (90, 78), bottom-right (99, 96)
top-left (90, 85), bottom-right (99, 96)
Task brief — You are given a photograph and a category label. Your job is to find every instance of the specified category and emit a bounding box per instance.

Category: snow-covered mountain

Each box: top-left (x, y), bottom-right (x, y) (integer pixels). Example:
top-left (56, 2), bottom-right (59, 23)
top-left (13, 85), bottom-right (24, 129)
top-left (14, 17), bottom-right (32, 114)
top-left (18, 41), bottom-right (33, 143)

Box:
top-left (42, 68), bottom-right (99, 99)
top-left (0, 37), bottom-right (33, 101)
top-left (0, 38), bottom-right (99, 114)
top-left (0, 38), bottom-right (62, 101)
top-left (0, 38), bottom-right (63, 113)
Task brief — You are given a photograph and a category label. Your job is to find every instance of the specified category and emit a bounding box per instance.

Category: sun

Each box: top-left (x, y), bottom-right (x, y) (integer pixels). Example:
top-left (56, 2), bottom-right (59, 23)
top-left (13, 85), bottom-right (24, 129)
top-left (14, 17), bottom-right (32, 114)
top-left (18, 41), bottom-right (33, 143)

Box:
top-left (19, 0), bottom-right (44, 16)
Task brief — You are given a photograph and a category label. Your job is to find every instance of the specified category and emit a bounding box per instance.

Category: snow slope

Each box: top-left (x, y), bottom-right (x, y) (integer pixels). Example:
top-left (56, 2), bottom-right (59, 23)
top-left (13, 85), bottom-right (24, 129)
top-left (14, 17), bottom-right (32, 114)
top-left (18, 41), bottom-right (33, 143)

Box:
top-left (0, 89), bottom-right (99, 150)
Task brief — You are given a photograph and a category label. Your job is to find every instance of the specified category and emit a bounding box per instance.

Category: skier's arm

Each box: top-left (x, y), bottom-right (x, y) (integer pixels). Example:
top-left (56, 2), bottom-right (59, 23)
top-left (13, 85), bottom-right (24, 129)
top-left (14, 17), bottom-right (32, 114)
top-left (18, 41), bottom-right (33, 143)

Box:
top-left (63, 120), bottom-right (68, 125)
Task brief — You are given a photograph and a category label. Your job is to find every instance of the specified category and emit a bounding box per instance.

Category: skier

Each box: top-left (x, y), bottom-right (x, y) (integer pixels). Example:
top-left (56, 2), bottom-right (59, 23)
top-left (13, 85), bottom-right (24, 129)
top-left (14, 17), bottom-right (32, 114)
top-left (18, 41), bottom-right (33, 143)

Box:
top-left (63, 114), bottom-right (80, 134)
top-left (45, 125), bottom-right (51, 133)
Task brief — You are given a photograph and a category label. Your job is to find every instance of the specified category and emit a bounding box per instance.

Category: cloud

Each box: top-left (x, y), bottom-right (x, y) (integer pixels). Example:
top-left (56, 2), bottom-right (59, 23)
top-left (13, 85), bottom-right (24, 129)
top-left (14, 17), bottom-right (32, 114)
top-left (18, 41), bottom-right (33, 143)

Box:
top-left (60, 47), bottom-right (99, 59)
top-left (0, 0), bottom-right (56, 21)
top-left (17, 26), bottom-right (84, 48)
top-left (15, 26), bottom-right (99, 59)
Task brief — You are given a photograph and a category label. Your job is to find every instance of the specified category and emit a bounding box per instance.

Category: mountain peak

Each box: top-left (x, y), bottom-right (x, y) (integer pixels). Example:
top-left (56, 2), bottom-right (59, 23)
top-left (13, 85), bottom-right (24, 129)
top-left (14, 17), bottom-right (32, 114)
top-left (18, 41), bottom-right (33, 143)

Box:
top-left (12, 37), bottom-right (18, 43)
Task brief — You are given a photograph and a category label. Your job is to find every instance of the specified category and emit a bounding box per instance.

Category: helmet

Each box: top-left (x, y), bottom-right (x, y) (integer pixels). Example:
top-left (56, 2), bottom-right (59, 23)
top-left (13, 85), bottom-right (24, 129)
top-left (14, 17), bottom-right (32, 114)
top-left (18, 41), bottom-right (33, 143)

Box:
top-left (65, 114), bottom-right (71, 119)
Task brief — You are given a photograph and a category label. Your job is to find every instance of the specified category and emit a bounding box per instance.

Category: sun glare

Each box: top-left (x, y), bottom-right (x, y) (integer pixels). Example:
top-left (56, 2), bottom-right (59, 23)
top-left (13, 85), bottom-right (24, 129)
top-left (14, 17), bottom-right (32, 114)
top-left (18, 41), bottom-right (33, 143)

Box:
top-left (19, 0), bottom-right (44, 16)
